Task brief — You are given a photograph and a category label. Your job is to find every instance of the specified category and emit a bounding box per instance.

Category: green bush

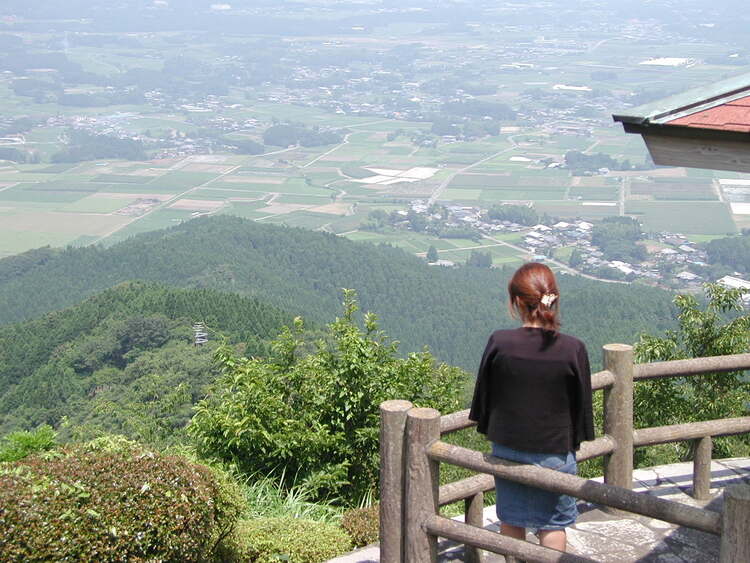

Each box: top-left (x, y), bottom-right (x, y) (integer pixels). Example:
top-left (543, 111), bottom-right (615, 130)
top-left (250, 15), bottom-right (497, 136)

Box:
top-left (0, 441), bottom-right (244, 562)
top-left (235, 517), bottom-right (352, 563)
top-left (0, 425), bottom-right (56, 462)
top-left (341, 504), bottom-right (379, 547)
top-left (634, 283), bottom-right (750, 465)
top-left (190, 291), bottom-right (466, 504)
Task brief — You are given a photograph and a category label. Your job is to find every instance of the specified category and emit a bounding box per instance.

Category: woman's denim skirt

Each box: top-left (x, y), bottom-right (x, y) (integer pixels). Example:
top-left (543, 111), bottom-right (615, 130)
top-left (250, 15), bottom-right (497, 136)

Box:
top-left (491, 442), bottom-right (578, 530)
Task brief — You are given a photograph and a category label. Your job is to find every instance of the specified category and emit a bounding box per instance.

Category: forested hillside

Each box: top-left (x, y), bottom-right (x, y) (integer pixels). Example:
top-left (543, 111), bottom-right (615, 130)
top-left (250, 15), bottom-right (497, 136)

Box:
top-left (0, 216), bottom-right (676, 371)
top-left (0, 281), bottom-right (292, 440)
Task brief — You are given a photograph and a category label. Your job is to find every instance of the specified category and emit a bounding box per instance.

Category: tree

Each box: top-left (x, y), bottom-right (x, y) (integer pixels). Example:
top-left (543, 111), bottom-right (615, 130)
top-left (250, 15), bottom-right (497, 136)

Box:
top-left (591, 217), bottom-right (644, 263)
top-left (228, 138), bottom-right (265, 155)
top-left (486, 204), bottom-right (538, 226)
top-left (431, 117), bottom-right (460, 137)
top-left (0, 147), bottom-right (27, 163)
top-left (442, 100), bottom-right (516, 120)
top-left (426, 245), bottom-right (438, 263)
top-left (706, 233), bottom-right (750, 273)
top-left (262, 124), bottom-right (298, 147)
top-left (189, 291), bottom-right (466, 504)
top-left (466, 250), bottom-right (491, 268)
top-left (569, 248), bottom-right (583, 268)
top-left (407, 210), bottom-right (427, 232)
top-left (634, 283), bottom-right (750, 464)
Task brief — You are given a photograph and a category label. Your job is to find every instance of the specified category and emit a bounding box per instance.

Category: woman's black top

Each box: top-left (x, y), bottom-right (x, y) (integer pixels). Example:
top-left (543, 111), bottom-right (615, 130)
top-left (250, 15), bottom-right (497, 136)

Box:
top-left (468, 327), bottom-right (594, 454)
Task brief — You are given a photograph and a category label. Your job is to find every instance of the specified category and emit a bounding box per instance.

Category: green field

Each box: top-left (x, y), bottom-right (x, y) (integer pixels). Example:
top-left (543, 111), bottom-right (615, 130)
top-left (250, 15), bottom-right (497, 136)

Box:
top-left (569, 185), bottom-right (619, 200)
top-left (92, 174), bottom-right (151, 184)
top-left (146, 171), bottom-right (219, 190)
top-left (630, 179), bottom-right (717, 201)
top-left (625, 201), bottom-right (737, 235)
top-left (61, 197), bottom-right (134, 213)
top-left (0, 186), bottom-right (90, 203)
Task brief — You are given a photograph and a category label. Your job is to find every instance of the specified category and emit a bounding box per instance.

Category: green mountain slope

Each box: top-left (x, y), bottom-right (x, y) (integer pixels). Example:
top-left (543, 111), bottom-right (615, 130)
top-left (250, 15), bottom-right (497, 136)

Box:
top-left (0, 215), bottom-right (676, 371)
top-left (0, 281), bottom-right (292, 440)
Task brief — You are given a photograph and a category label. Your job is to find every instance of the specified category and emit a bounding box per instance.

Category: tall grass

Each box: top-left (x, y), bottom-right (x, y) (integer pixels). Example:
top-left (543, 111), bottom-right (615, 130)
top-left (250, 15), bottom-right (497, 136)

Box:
top-left (240, 472), bottom-right (345, 524)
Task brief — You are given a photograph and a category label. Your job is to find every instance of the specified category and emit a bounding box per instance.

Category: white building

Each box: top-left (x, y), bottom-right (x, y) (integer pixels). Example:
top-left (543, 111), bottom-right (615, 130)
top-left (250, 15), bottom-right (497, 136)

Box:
top-left (717, 275), bottom-right (750, 304)
top-left (717, 275), bottom-right (750, 290)
top-left (676, 271), bottom-right (699, 281)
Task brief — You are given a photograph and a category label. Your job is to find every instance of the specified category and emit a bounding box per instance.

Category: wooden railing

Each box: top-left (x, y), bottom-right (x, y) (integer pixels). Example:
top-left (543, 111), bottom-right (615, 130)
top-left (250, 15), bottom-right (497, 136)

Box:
top-left (379, 344), bottom-right (750, 563)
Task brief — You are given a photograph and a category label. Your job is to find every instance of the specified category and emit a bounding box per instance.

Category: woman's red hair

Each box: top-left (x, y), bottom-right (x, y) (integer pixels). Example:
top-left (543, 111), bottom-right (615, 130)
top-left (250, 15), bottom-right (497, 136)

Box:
top-left (508, 262), bottom-right (560, 331)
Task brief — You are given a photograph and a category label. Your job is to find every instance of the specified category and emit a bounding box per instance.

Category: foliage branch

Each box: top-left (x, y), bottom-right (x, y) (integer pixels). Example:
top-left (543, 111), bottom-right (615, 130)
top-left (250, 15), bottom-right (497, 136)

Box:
top-left (634, 283), bottom-right (750, 461)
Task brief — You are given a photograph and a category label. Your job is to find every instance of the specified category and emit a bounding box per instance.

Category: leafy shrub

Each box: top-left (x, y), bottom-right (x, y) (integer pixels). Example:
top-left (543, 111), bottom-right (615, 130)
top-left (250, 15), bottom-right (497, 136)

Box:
top-left (341, 504), bottom-right (379, 547)
top-left (235, 517), bottom-right (352, 563)
top-left (190, 291), bottom-right (467, 504)
top-left (0, 425), bottom-right (56, 462)
top-left (634, 283), bottom-right (750, 464)
top-left (0, 441), bottom-right (243, 562)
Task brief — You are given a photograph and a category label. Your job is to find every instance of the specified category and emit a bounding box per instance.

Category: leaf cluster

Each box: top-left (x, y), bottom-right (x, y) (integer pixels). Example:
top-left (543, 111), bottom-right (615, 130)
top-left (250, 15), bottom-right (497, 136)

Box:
top-left (232, 517), bottom-right (352, 563)
top-left (0, 425), bottom-right (56, 462)
top-left (634, 283), bottom-right (750, 461)
top-left (705, 232), bottom-right (750, 273)
top-left (341, 504), bottom-right (379, 548)
top-left (0, 442), bottom-right (244, 562)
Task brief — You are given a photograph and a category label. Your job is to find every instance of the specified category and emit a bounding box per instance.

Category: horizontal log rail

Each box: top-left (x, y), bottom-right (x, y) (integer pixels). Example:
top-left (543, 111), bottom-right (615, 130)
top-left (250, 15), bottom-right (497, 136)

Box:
top-left (428, 440), bottom-right (723, 535)
top-left (425, 515), bottom-right (597, 563)
top-left (439, 473), bottom-right (493, 507)
top-left (634, 353), bottom-right (750, 380)
top-left (437, 435), bottom-right (617, 507)
top-left (439, 408), bottom-right (472, 434)
top-left (577, 434), bottom-right (616, 461)
top-left (591, 369), bottom-right (615, 390)
top-left (634, 417), bottom-right (750, 447)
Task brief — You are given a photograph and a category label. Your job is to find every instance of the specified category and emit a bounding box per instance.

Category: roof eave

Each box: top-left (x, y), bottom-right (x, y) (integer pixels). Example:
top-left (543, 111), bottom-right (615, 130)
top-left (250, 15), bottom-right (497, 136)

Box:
top-left (621, 122), bottom-right (750, 143)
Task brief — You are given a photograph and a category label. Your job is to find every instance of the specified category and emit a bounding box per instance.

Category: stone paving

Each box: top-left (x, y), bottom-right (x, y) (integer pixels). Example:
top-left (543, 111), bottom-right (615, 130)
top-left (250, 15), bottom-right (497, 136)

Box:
top-left (328, 457), bottom-right (750, 563)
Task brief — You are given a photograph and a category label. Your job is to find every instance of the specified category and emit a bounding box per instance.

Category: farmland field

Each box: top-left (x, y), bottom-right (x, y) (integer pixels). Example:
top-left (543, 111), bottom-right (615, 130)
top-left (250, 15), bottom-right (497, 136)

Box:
top-left (0, 18), bottom-right (746, 264)
top-left (630, 176), bottom-right (718, 201)
top-left (625, 201), bottom-right (737, 235)
top-left (0, 111), bottom-right (741, 259)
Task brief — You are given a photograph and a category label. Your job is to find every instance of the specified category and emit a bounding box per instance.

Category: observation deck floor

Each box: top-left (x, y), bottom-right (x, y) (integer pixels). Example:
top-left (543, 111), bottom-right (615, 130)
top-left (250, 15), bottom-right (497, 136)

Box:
top-left (328, 456), bottom-right (750, 562)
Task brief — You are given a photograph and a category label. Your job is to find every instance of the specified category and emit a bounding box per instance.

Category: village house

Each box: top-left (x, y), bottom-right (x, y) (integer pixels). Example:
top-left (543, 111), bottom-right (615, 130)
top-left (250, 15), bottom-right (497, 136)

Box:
top-left (717, 275), bottom-right (750, 305)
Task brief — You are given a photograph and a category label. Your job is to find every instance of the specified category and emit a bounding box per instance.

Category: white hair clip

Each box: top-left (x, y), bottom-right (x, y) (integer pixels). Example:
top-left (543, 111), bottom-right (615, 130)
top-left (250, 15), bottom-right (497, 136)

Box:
top-left (540, 293), bottom-right (557, 307)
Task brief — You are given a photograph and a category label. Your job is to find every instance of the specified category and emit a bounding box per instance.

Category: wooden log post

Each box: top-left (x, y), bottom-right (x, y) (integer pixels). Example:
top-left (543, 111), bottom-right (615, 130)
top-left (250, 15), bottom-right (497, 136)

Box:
top-left (380, 400), bottom-right (413, 563)
top-left (464, 492), bottom-right (484, 563)
top-left (719, 485), bottom-right (750, 563)
top-left (692, 435), bottom-right (712, 501)
top-left (404, 408), bottom-right (441, 563)
top-left (603, 344), bottom-right (634, 493)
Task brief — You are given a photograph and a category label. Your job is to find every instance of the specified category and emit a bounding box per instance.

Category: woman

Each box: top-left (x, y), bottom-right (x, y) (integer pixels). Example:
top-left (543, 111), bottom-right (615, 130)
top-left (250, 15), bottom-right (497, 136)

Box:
top-left (468, 262), bottom-right (593, 552)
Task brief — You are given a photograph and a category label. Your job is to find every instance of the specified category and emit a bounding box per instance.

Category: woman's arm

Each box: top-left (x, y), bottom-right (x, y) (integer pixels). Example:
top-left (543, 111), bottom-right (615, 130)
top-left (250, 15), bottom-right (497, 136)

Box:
top-left (574, 342), bottom-right (595, 446)
top-left (468, 334), bottom-right (497, 433)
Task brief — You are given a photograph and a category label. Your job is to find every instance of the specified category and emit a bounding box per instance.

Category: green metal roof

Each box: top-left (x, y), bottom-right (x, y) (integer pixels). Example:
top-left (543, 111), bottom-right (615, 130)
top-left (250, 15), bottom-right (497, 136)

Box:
top-left (612, 71), bottom-right (750, 126)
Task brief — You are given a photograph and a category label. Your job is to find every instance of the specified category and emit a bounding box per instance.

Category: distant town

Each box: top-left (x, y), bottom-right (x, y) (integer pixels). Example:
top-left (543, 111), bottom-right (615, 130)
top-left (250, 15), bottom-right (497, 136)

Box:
top-left (400, 199), bottom-right (750, 296)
